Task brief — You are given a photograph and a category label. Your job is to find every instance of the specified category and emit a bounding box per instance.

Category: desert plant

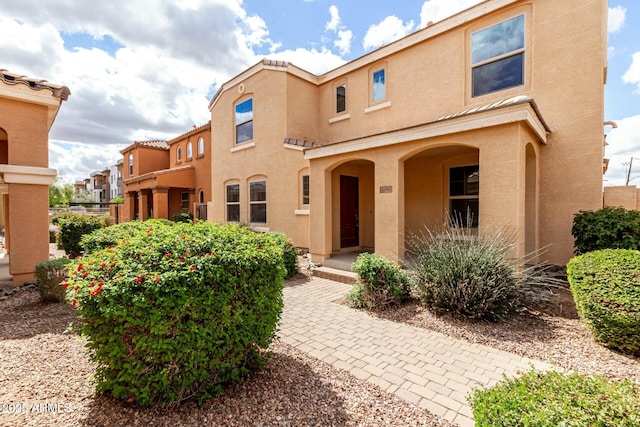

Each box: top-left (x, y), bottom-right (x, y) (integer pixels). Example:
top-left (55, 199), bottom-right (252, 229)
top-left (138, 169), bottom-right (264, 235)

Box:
top-left (65, 221), bottom-right (285, 407)
top-left (172, 211), bottom-right (193, 223)
top-left (56, 213), bottom-right (106, 257)
top-left (408, 225), bottom-right (521, 320)
top-left (349, 253), bottom-right (411, 309)
top-left (469, 369), bottom-right (640, 426)
top-left (567, 249), bottom-right (640, 356)
top-left (34, 258), bottom-right (72, 302)
top-left (572, 207), bottom-right (640, 254)
top-left (267, 231), bottom-right (299, 279)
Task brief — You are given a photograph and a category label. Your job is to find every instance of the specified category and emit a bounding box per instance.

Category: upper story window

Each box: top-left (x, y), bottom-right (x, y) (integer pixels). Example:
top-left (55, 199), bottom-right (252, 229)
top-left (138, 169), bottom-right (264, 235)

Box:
top-left (471, 14), bottom-right (525, 97)
top-left (197, 137), bottom-right (204, 156)
top-left (128, 154), bottom-right (133, 176)
top-left (235, 98), bottom-right (253, 144)
top-left (372, 68), bottom-right (386, 104)
top-left (177, 146), bottom-right (182, 162)
top-left (336, 84), bottom-right (346, 114)
top-left (187, 142), bottom-right (193, 159)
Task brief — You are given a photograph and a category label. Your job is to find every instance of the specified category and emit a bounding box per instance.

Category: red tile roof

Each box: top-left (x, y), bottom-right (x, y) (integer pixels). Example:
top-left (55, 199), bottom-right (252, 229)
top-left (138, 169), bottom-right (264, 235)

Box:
top-left (0, 69), bottom-right (70, 101)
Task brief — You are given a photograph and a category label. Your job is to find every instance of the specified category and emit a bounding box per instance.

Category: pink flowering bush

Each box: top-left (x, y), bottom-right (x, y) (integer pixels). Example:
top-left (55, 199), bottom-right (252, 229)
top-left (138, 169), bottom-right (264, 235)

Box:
top-left (65, 221), bottom-right (285, 406)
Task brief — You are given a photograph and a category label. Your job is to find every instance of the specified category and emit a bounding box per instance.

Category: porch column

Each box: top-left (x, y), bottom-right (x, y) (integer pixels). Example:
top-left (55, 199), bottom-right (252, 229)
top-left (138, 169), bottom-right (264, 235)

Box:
top-left (124, 191), bottom-right (135, 222)
top-left (309, 161), bottom-right (332, 264)
top-left (374, 157), bottom-right (404, 262)
top-left (137, 191), bottom-right (149, 221)
top-left (152, 187), bottom-right (169, 220)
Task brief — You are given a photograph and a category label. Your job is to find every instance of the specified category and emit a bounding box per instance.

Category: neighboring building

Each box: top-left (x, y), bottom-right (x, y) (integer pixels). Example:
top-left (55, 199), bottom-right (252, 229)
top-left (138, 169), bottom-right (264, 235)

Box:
top-left (74, 180), bottom-right (88, 194)
top-left (120, 121), bottom-right (211, 221)
top-left (89, 169), bottom-right (109, 204)
top-left (0, 69), bottom-right (69, 284)
top-left (207, 0), bottom-right (608, 266)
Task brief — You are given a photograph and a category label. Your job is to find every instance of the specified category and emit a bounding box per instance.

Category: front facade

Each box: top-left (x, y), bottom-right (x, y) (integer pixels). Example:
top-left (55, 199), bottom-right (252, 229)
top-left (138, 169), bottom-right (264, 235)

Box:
top-left (207, 0), bottom-right (607, 267)
top-left (0, 69), bottom-right (69, 284)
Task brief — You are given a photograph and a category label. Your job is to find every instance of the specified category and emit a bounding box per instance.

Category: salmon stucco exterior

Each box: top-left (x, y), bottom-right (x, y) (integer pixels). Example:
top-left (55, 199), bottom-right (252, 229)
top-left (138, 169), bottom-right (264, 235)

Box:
top-left (0, 69), bottom-right (70, 285)
top-left (206, 0), bottom-right (608, 267)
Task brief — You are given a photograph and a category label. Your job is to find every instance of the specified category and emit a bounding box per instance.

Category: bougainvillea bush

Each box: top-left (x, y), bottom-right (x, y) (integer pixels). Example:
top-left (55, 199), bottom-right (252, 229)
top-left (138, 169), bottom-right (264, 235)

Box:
top-left (65, 221), bottom-right (285, 406)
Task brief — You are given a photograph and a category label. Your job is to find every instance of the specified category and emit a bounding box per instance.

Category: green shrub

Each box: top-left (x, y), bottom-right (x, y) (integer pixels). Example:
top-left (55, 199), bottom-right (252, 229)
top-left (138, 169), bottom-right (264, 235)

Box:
top-left (469, 370), bottom-right (640, 427)
top-left (572, 207), bottom-right (640, 254)
top-left (57, 213), bottom-right (106, 257)
top-left (49, 224), bottom-right (59, 243)
top-left (172, 211), bottom-right (193, 223)
top-left (567, 249), bottom-right (640, 356)
top-left (65, 221), bottom-right (285, 407)
top-left (267, 231), bottom-right (299, 279)
top-left (349, 253), bottom-right (410, 309)
top-left (81, 220), bottom-right (172, 255)
top-left (109, 197), bottom-right (124, 204)
top-left (50, 211), bottom-right (77, 226)
top-left (34, 258), bottom-right (73, 302)
top-left (408, 226), bottom-right (521, 320)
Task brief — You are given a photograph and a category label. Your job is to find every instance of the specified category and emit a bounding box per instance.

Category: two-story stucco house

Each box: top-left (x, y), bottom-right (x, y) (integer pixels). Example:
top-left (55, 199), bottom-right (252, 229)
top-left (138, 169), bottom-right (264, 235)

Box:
top-left (121, 122), bottom-right (212, 222)
top-left (208, 0), bottom-right (607, 267)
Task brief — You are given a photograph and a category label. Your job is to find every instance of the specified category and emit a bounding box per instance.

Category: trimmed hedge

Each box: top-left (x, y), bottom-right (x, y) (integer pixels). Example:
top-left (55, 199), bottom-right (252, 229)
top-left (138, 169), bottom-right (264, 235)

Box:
top-left (572, 207), bottom-right (640, 254)
top-left (34, 258), bottom-right (73, 302)
top-left (469, 370), bottom-right (640, 426)
top-left (81, 220), bottom-right (173, 254)
top-left (349, 253), bottom-right (410, 309)
top-left (56, 213), bottom-right (107, 257)
top-left (567, 249), bottom-right (640, 355)
top-left (65, 221), bottom-right (285, 406)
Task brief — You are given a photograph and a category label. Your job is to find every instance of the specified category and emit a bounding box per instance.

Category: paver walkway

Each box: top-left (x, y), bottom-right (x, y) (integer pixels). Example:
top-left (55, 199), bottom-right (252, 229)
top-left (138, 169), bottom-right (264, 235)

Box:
top-left (279, 277), bottom-right (553, 427)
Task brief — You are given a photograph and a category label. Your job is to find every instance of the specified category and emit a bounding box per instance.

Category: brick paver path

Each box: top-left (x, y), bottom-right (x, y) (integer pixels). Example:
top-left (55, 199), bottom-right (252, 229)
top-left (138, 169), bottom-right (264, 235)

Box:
top-left (279, 277), bottom-right (553, 427)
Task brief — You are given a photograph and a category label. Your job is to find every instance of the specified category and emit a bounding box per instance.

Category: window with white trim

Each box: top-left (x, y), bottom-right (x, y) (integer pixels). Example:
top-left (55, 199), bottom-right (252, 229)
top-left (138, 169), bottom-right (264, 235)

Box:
top-left (235, 98), bottom-right (253, 144)
top-left (471, 14), bottom-right (525, 97)
top-left (449, 165), bottom-right (479, 228)
top-left (249, 180), bottom-right (266, 223)
top-left (226, 184), bottom-right (240, 222)
top-left (197, 137), bottom-right (204, 155)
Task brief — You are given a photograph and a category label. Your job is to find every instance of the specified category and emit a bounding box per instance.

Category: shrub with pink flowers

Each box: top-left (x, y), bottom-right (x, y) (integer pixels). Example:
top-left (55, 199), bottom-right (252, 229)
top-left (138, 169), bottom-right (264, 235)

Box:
top-left (65, 221), bottom-right (285, 406)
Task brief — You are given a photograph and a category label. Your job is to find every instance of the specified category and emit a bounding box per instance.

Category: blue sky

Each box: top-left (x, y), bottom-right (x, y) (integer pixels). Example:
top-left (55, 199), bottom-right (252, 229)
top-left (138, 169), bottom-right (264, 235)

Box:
top-left (0, 0), bottom-right (638, 185)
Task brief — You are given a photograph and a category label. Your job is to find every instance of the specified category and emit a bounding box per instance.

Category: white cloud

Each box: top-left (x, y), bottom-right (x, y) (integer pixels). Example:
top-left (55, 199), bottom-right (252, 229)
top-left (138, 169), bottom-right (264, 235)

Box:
top-left (265, 47), bottom-right (347, 76)
top-left (326, 5), bottom-right (341, 32)
top-left (622, 52), bottom-right (640, 94)
top-left (604, 115), bottom-right (640, 186)
top-left (608, 6), bottom-right (626, 34)
top-left (419, 0), bottom-right (483, 27)
top-left (363, 16), bottom-right (415, 51)
top-left (49, 141), bottom-right (125, 184)
top-left (334, 30), bottom-right (353, 56)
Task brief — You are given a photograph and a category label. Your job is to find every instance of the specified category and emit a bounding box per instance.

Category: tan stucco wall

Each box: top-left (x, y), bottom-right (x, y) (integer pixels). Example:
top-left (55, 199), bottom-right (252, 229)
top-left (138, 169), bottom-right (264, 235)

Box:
top-left (0, 98), bottom-right (49, 168)
top-left (603, 186), bottom-right (640, 210)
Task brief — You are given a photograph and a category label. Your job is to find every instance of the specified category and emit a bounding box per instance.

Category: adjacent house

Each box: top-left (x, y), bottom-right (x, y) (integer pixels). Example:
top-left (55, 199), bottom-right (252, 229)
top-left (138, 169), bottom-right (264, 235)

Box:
top-left (207, 0), bottom-right (607, 266)
top-left (121, 122), bottom-right (211, 221)
top-left (0, 69), bottom-right (69, 285)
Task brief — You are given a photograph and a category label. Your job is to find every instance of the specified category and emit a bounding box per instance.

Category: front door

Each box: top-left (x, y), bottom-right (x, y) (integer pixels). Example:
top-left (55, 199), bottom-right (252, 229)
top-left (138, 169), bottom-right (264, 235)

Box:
top-left (340, 175), bottom-right (359, 248)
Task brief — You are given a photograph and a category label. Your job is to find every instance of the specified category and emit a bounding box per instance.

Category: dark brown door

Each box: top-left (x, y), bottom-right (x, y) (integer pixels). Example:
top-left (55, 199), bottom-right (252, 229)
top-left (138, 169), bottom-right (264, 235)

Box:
top-left (340, 175), bottom-right (359, 248)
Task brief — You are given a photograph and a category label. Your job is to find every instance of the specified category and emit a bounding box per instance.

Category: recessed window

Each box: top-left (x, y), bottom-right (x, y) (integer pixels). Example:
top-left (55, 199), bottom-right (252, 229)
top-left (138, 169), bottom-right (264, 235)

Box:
top-left (372, 68), bottom-right (386, 103)
top-left (336, 84), bottom-right (346, 114)
top-left (302, 175), bottom-right (310, 205)
top-left (235, 98), bottom-right (253, 144)
top-left (128, 154), bottom-right (133, 176)
top-left (472, 14), bottom-right (525, 97)
top-left (187, 142), bottom-right (193, 159)
top-left (249, 180), bottom-right (266, 223)
top-left (197, 137), bottom-right (204, 155)
top-left (177, 146), bottom-right (182, 162)
top-left (198, 189), bottom-right (205, 203)
top-left (449, 165), bottom-right (479, 227)
top-left (181, 192), bottom-right (189, 210)
top-left (226, 184), bottom-right (240, 222)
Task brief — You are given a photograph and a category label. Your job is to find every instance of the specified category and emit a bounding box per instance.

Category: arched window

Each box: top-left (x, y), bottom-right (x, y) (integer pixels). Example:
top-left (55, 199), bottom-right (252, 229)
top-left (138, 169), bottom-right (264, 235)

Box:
top-left (187, 142), bottom-right (193, 159)
top-left (198, 189), bottom-right (205, 203)
top-left (197, 137), bottom-right (204, 155)
top-left (177, 146), bottom-right (182, 162)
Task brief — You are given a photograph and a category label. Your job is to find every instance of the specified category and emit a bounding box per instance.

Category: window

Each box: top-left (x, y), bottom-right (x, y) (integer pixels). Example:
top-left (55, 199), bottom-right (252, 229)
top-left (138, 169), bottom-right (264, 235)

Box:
top-left (472, 14), bottom-right (525, 97)
top-left (187, 142), bottom-right (193, 159)
top-left (181, 192), bottom-right (189, 210)
top-left (249, 180), bottom-right (266, 223)
top-left (197, 137), bottom-right (204, 155)
top-left (235, 98), bottom-right (253, 144)
top-left (128, 154), bottom-right (133, 175)
top-left (372, 68), bottom-right (386, 103)
top-left (226, 184), bottom-right (240, 222)
top-left (302, 175), bottom-right (310, 205)
top-left (177, 146), bottom-right (182, 162)
top-left (449, 165), bottom-right (479, 227)
top-left (336, 84), bottom-right (346, 114)
top-left (198, 189), bottom-right (205, 203)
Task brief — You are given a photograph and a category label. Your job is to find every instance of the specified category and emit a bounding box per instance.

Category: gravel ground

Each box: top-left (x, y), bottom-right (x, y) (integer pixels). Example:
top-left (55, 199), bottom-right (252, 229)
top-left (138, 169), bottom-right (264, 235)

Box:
top-left (0, 288), bottom-right (452, 427)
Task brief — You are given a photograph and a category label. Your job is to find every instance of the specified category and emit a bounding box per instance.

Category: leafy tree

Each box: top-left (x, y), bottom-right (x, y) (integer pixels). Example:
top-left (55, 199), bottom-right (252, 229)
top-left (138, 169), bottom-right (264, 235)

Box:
top-left (49, 178), bottom-right (74, 207)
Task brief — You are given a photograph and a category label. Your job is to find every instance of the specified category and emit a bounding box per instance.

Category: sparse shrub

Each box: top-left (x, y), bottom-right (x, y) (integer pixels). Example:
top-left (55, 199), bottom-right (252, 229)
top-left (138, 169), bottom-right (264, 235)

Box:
top-left (469, 370), bottom-right (640, 426)
top-left (172, 211), bottom-right (193, 223)
top-left (572, 207), bottom-right (640, 254)
top-left (349, 253), bottom-right (410, 309)
top-left (34, 258), bottom-right (72, 302)
top-left (56, 213), bottom-right (106, 257)
top-left (408, 226), bottom-right (521, 320)
top-left (567, 249), bottom-right (640, 356)
top-left (267, 231), bottom-right (299, 279)
top-left (65, 221), bottom-right (285, 406)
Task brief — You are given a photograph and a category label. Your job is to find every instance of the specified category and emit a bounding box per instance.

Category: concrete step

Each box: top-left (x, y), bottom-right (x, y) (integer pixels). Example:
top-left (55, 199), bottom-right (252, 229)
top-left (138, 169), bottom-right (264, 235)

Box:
top-left (312, 266), bottom-right (358, 285)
